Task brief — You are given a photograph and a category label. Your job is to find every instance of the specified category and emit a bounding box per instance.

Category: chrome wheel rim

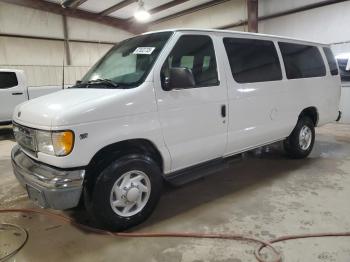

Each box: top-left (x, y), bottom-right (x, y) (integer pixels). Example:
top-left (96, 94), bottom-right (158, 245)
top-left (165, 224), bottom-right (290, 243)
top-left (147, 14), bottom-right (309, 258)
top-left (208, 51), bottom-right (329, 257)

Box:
top-left (110, 170), bottom-right (151, 217)
top-left (299, 125), bottom-right (312, 150)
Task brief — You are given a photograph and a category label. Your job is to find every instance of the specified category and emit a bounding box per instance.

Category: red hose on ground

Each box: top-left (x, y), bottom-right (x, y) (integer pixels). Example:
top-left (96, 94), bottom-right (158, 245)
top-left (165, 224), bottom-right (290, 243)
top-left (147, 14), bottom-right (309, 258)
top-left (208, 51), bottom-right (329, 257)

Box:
top-left (1, 208), bottom-right (350, 262)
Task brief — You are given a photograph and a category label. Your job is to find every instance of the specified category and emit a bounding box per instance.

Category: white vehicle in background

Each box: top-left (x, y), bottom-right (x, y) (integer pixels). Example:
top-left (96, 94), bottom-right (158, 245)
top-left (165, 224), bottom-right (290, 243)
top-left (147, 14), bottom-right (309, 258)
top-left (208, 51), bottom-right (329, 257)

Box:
top-left (11, 29), bottom-right (341, 231)
top-left (0, 69), bottom-right (62, 124)
top-left (336, 53), bottom-right (350, 82)
top-left (336, 53), bottom-right (350, 123)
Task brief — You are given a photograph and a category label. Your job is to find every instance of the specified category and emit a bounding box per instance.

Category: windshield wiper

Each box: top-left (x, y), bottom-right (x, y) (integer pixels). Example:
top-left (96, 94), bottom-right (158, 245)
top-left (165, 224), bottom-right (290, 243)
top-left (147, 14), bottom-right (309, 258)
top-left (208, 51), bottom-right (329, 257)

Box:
top-left (87, 78), bottom-right (120, 88)
top-left (70, 79), bottom-right (129, 89)
top-left (70, 79), bottom-right (119, 89)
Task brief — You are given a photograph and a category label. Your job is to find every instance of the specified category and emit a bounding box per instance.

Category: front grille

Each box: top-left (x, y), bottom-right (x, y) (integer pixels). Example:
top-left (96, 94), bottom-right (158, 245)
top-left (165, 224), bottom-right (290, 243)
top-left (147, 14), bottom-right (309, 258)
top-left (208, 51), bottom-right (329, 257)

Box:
top-left (13, 123), bottom-right (37, 156)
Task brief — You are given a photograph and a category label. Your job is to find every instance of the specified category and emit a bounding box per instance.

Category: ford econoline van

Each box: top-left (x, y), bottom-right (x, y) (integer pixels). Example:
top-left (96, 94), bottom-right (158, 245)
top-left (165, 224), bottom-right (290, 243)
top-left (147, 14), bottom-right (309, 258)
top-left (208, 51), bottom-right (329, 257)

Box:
top-left (11, 29), bottom-right (341, 230)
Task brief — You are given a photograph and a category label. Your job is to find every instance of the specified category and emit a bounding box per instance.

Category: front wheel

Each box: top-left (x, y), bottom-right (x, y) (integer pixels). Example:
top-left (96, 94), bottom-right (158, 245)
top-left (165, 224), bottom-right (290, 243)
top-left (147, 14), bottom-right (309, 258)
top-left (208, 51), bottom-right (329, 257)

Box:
top-left (86, 154), bottom-right (163, 231)
top-left (284, 116), bottom-right (315, 159)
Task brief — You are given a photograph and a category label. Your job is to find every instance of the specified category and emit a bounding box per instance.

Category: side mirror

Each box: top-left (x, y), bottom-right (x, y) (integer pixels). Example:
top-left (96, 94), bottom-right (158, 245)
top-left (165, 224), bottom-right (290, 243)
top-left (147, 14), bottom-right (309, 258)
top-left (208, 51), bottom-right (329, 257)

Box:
top-left (76, 80), bottom-right (82, 85)
top-left (163, 67), bottom-right (195, 91)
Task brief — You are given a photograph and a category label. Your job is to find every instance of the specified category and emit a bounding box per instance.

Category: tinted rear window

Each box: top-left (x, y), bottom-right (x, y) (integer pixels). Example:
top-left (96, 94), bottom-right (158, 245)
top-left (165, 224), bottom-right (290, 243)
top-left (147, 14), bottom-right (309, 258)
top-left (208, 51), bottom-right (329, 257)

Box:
top-left (0, 72), bottom-right (18, 89)
top-left (223, 38), bottom-right (282, 83)
top-left (323, 47), bottom-right (338, 75)
top-left (279, 42), bottom-right (326, 79)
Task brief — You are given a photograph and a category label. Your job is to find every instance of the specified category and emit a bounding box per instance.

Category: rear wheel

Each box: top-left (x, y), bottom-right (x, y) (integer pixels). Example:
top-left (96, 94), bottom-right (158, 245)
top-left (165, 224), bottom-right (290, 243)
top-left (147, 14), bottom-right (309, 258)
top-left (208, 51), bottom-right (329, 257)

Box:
top-left (85, 154), bottom-right (163, 231)
top-left (284, 116), bottom-right (315, 159)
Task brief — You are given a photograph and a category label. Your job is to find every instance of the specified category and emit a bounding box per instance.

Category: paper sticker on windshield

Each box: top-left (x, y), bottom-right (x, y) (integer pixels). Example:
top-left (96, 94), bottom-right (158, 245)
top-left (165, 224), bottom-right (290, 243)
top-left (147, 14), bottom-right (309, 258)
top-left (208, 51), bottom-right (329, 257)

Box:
top-left (133, 47), bottom-right (155, 55)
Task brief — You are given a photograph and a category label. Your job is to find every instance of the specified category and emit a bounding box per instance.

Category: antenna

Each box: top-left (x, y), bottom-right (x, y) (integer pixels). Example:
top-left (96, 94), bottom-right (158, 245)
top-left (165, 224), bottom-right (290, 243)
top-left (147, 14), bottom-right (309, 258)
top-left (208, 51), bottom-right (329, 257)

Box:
top-left (62, 46), bottom-right (65, 89)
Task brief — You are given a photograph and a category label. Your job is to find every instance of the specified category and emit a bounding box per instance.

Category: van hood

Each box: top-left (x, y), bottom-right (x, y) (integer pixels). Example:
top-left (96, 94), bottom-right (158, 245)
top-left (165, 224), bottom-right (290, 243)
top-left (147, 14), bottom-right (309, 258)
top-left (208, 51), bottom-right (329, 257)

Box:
top-left (13, 85), bottom-right (156, 128)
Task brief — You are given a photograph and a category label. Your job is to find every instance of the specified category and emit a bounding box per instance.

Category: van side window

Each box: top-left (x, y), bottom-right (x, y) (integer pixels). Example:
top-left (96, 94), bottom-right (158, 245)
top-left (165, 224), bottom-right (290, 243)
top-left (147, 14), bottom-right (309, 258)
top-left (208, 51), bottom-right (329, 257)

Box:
top-left (223, 38), bottom-right (282, 83)
top-left (279, 42), bottom-right (326, 79)
top-left (323, 47), bottom-right (339, 75)
top-left (161, 35), bottom-right (219, 89)
top-left (0, 72), bottom-right (18, 89)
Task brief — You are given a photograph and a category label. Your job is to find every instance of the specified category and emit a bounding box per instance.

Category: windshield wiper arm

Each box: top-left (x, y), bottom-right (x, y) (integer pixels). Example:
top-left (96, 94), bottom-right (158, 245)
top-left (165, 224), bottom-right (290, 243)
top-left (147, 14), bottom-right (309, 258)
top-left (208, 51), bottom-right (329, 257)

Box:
top-left (87, 79), bottom-right (120, 88)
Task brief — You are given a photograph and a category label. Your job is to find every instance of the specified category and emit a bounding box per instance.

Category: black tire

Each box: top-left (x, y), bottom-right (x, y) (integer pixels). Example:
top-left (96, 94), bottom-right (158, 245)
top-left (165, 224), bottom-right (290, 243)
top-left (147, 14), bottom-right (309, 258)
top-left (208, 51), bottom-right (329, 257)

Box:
top-left (85, 154), bottom-right (163, 231)
top-left (284, 116), bottom-right (315, 159)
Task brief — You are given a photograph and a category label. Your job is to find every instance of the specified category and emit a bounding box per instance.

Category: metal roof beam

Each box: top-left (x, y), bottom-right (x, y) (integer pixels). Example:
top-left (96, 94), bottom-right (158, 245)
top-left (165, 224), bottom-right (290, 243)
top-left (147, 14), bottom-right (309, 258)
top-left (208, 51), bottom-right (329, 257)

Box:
top-left (99, 0), bottom-right (137, 16)
top-left (0, 0), bottom-right (140, 34)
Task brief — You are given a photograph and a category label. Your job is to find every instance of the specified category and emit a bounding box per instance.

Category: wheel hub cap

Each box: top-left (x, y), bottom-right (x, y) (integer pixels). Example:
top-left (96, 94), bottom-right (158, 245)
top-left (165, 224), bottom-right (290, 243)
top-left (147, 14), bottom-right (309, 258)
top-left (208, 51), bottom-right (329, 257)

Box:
top-left (125, 187), bottom-right (140, 202)
top-left (299, 125), bottom-right (312, 150)
top-left (110, 170), bottom-right (151, 217)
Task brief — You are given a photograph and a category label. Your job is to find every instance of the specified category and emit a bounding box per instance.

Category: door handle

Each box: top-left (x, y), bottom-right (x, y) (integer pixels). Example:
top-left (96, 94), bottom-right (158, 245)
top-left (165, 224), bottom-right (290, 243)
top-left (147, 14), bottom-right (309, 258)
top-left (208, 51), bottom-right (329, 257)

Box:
top-left (12, 92), bottom-right (23, 95)
top-left (221, 105), bottom-right (226, 118)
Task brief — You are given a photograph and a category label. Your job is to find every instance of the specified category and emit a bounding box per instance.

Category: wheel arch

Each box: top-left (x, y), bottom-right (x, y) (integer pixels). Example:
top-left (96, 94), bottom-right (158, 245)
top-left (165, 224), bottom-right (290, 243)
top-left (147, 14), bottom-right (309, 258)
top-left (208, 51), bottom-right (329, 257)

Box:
top-left (84, 139), bottom-right (164, 198)
top-left (299, 107), bottom-right (319, 127)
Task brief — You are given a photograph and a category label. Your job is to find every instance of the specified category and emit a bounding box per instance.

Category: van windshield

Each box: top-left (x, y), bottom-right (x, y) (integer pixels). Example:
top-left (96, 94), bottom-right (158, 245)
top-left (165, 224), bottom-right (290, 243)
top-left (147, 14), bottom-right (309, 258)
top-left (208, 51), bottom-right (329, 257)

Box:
top-left (79, 32), bottom-right (173, 88)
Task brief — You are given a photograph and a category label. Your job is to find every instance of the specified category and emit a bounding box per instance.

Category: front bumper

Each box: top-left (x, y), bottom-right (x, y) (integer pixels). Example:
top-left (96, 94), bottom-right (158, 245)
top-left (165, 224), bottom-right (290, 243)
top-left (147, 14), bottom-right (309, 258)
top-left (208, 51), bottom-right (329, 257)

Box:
top-left (11, 145), bottom-right (85, 210)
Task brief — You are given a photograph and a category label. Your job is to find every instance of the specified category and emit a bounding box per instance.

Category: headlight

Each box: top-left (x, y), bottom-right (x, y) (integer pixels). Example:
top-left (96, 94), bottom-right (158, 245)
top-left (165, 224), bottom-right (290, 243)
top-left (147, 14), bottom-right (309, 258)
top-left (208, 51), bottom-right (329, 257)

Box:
top-left (36, 130), bottom-right (54, 155)
top-left (35, 130), bottom-right (74, 156)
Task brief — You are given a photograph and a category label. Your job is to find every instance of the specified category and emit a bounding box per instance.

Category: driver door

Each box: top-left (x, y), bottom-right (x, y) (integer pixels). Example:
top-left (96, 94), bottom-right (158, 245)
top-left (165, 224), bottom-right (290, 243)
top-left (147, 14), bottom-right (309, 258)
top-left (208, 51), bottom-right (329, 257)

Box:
top-left (154, 33), bottom-right (228, 172)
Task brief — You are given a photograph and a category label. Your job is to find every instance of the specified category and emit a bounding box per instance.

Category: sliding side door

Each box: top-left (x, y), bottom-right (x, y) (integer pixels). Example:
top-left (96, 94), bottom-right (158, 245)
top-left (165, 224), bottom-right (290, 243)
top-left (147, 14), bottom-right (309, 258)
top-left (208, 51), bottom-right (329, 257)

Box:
top-left (221, 36), bottom-right (289, 154)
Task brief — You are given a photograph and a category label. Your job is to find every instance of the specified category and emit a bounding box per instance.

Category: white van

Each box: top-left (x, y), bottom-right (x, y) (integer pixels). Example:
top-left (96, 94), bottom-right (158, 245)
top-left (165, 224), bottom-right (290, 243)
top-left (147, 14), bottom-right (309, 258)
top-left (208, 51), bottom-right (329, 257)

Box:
top-left (11, 29), bottom-right (341, 230)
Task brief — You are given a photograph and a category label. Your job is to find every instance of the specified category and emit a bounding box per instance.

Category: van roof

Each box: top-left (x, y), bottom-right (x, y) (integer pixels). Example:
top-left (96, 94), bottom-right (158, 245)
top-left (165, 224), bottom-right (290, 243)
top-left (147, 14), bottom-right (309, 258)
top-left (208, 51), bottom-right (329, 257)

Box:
top-left (143, 28), bottom-right (329, 47)
top-left (0, 69), bottom-right (24, 74)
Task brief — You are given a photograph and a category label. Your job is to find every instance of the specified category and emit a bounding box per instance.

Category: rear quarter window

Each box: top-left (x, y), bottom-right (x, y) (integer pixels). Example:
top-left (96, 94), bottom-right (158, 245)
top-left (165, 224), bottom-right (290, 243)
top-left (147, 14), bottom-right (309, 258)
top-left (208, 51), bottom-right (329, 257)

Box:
top-left (0, 72), bottom-right (18, 89)
top-left (279, 42), bottom-right (326, 79)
